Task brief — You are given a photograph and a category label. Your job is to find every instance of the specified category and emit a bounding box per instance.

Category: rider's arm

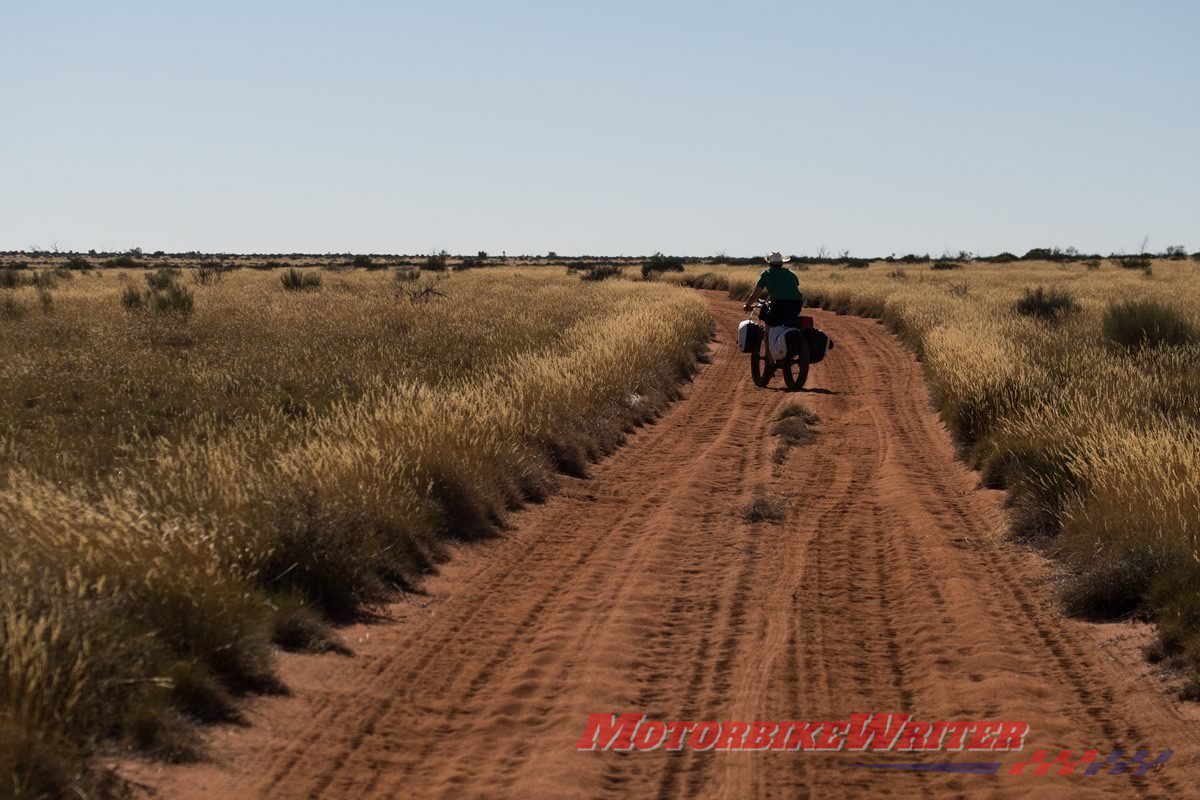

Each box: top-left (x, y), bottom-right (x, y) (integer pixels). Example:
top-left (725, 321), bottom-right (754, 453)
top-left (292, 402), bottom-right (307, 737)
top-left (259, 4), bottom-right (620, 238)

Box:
top-left (743, 285), bottom-right (765, 310)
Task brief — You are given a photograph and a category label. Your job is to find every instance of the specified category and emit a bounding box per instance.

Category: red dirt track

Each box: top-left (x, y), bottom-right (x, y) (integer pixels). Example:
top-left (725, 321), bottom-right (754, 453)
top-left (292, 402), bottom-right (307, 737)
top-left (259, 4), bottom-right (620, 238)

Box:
top-left (125, 293), bottom-right (1200, 798)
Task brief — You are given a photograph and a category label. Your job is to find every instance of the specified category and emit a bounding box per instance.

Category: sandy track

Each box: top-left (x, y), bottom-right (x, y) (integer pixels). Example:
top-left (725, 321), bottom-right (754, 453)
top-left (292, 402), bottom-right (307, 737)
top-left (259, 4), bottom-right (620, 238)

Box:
top-left (125, 293), bottom-right (1199, 799)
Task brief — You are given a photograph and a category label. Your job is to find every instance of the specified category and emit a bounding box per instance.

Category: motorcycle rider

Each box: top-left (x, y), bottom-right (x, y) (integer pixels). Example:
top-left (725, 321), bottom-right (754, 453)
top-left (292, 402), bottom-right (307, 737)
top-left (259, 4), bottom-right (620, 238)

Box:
top-left (743, 251), bottom-right (804, 326)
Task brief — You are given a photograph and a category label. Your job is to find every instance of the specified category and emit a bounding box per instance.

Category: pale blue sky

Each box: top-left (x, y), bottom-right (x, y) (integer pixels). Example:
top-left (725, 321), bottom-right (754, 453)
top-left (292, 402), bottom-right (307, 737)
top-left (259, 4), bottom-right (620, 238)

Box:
top-left (2, 1), bottom-right (1197, 256)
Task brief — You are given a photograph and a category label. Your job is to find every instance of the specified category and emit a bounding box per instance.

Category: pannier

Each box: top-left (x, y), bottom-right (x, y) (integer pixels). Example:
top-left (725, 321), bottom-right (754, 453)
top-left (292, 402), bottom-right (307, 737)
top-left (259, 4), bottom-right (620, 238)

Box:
top-left (737, 320), bottom-right (763, 354)
top-left (768, 326), bottom-right (806, 361)
top-left (804, 328), bottom-right (834, 363)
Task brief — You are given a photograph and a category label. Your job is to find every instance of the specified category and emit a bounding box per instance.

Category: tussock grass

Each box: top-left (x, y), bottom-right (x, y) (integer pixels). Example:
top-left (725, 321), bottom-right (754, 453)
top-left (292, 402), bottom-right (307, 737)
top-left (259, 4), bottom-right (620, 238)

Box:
top-left (671, 258), bottom-right (1200, 691)
top-left (1102, 299), bottom-right (1198, 351)
top-left (740, 491), bottom-right (786, 523)
top-left (0, 268), bottom-right (710, 796)
top-left (771, 404), bottom-right (820, 463)
top-left (281, 268), bottom-right (322, 291)
top-left (1014, 286), bottom-right (1079, 321)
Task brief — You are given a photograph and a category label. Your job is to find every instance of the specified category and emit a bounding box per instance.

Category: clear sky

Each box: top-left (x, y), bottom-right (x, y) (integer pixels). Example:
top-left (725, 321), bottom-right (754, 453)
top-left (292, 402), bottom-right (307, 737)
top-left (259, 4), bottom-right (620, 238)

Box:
top-left (2, 1), bottom-right (1197, 257)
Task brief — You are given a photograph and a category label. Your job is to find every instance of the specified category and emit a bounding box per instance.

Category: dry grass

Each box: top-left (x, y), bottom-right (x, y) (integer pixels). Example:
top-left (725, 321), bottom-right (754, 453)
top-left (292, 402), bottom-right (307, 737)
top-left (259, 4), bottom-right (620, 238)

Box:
top-left (771, 404), bottom-right (820, 463)
top-left (0, 266), bottom-right (710, 797)
top-left (681, 257), bottom-right (1200, 687)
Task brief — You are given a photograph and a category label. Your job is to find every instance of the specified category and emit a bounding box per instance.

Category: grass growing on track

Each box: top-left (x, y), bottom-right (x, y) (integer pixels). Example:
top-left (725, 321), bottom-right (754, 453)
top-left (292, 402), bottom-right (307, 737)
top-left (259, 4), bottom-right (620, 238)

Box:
top-left (693, 258), bottom-right (1200, 692)
top-left (0, 267), bottom-right (710, 798)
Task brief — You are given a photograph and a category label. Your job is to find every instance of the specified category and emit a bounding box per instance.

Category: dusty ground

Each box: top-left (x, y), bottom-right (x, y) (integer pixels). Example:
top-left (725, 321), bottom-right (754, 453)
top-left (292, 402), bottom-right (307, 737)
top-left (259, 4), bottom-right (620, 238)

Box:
top-left (122, 292), bottom-right (1200, 799)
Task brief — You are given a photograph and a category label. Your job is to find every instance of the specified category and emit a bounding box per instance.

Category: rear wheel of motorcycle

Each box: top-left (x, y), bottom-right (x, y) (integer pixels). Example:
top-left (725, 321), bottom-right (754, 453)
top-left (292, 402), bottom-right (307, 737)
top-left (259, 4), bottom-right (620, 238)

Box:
top-left (750, 335), bottom-right (773, 387)
top-left (781, 338), bottom-right (810, 391)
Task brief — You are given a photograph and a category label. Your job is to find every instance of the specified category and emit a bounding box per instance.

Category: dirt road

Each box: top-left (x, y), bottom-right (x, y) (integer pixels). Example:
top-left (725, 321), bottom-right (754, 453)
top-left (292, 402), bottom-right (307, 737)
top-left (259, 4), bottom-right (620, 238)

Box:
top-left (126, 293), bottom-right (1199, 799)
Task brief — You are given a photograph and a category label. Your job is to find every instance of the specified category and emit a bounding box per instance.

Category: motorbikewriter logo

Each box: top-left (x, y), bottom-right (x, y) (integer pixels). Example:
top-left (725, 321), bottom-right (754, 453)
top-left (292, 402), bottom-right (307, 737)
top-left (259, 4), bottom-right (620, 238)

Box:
top-left (577, 713), bottom-right (1173, 777)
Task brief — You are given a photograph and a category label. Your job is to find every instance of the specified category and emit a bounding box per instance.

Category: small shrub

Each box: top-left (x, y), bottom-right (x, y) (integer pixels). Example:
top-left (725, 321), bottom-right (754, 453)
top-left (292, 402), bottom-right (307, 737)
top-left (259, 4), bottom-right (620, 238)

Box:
top-left (677, 272), bottom-right (729, 291)
top-left (193, 261), bottom-right (230, 286)
top-left (64, 255), bottom-right (93, 271)
top-left (1082, 259), bottom-right (1101, 270)
top-left (121, 285), bottom-right (144, 310)
top-left (36, 286), bottom-right (53, 310)
top-left (0, 268), bottom-right (20, 289)
top-left (453, 256), bottom-right (484, 271)
top-left (771, 406), bottom-right (820, 462)
top-left (726, 279), bottom-right (755, 302)
top-left (424, 251), bottom-right (449, 272)
top-left (103, 255), bottom-right (140, 269)
top-left (150, 283), bottom-right (195, 313)
top-left (1115, 255), bottom-right (1152, 271)
top-left (931, 261), bottom-right (962, 271)
top-left (1102, 300), bottom-right (1198, 351)
top-left (887, 268), bottom-right (907, 280)
top-left (1014, 286), bottom-right (1079, 321)
top-left (394, 266), bottom-right (420, 282)
top-left (580, 264), bottom-right (622, 282)
top-left (29, 271), bottom-right (57, 290)
top-left (740, 492), bottom-right (785, 523)
top-left (1, 293), bottom-right (25, 319)
top-left (145, 268), bottom-right (180, 291)
top-left (642, 253), bottom-right (685, 278)
top-left (281, 268), bottom-right (321, 291)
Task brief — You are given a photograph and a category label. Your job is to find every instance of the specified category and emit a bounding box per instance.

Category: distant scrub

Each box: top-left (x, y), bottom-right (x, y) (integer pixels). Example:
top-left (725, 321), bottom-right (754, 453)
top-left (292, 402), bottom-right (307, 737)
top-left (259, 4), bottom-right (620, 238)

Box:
top-left (424, 251), bottom-right (449, 272)
top-left (642, 253), bottom-right (685, 278)
top-left (930, 261), bottom-right (963, 271)
top-left (580, 264), bottom-right (622, 282)
top-left (103, 255), bottom-right (141, 269)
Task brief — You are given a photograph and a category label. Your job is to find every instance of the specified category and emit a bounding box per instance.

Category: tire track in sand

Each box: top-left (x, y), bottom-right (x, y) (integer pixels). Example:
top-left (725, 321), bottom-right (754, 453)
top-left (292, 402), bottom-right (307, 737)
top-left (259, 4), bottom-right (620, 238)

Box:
top-left (124, 293), bottom-right (1200, 800)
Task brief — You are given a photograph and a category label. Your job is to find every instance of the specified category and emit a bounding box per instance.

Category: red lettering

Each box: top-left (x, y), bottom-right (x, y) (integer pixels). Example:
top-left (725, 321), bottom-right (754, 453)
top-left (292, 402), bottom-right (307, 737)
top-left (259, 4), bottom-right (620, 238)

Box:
top-left (689, 721), bottom-right (720, 751)
top-left (989, 721), bottom-right (1029, 751)
top-left (942, 721), bottom-right (974, 750)
top-left (743, 721), bottom-right (777, 751)
top-left (715, 722), bottom-right (749, 751)
top-left (576, 713), bottom-right (645, 751)
top-left (894, 721), bottom-right (933, 751)
top-left (813, 721), bottom-right (847, 751)
top-left (633, 720), bottom-right (667, 751)
top-left (844, 713), bottom-right (911, 751)
top-left (771, 721), bottom-right (822, 751)
top-left (663, 720), bottom-right (695, 750)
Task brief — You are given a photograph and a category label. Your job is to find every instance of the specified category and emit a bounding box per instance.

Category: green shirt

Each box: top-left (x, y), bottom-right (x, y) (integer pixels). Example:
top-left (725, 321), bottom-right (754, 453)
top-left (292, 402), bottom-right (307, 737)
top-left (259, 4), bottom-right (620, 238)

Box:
top-left (755, 266), bottom-right (802, 301)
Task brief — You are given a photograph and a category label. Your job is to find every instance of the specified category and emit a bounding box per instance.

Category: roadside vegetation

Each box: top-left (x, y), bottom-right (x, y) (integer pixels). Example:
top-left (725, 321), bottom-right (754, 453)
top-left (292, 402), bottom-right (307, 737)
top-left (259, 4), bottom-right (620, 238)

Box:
top-left (683, 255), bottom-right (1200, 695)
top-left (0, 266), bottom-right (710, 798)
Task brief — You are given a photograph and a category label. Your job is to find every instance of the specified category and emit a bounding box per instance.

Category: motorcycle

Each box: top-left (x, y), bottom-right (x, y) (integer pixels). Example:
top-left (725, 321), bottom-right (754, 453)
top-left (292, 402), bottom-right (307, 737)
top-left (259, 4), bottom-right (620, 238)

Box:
top-left (738, 301), bottom-right (833, 391)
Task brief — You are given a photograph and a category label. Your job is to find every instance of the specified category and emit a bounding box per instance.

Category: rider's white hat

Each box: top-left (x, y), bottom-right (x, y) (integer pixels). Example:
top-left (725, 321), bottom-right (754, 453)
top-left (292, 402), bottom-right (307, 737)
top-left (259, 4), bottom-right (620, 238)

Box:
top-left (765, 251), bottom-right (789, 265)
